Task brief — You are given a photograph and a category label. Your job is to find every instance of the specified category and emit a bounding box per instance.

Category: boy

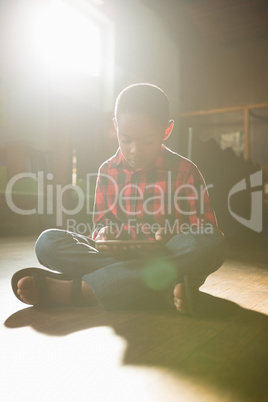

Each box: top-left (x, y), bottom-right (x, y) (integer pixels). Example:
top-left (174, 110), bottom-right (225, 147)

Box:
top-left (12, 83), bottom-right (227, 314)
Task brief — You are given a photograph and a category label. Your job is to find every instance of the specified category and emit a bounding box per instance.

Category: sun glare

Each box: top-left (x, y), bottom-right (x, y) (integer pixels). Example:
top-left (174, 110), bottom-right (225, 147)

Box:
top-left (28, 0), bottom-right (101, 78)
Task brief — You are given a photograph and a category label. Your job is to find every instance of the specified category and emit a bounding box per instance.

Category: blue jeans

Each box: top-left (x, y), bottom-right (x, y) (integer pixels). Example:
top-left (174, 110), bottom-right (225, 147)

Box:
top-left (35, 227), bottom-right (227, 310)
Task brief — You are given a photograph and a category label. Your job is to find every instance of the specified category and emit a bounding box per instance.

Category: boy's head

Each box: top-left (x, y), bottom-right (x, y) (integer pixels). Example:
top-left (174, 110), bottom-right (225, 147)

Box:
top-left (114, 83), bottom-right (174, 170)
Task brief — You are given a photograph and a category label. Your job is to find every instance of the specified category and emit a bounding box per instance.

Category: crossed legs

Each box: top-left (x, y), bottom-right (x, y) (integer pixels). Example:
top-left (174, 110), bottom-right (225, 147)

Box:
top-left (15, 227), bottom-right (227, 313)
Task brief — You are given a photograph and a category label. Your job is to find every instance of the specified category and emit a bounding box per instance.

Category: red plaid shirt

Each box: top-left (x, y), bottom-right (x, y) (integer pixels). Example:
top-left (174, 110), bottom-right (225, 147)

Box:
top-left (92, 145), bottom-right (218, 240)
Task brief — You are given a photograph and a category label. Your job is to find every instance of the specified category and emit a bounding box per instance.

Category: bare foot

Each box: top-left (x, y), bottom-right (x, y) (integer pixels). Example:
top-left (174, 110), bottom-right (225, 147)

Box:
top-left (173, 283), bottom-right (187, 314)
top-left (17, 276), bottom-right (96, 306)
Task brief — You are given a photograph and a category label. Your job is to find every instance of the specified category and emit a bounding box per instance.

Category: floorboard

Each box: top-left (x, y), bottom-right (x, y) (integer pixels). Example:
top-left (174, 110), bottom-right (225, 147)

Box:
top-left (0, 233), bottom-right (267, 402)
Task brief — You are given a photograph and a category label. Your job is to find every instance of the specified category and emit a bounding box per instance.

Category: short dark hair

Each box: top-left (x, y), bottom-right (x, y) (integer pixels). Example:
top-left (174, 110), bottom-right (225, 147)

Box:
top-left (115, 83), bottom-right (170, 125)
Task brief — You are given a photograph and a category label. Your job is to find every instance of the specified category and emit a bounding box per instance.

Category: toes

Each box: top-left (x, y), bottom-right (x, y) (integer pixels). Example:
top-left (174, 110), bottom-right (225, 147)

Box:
top-left (174, 297), bottom-right (186, 314)
top-left (17, 276), bottom-right (35, 290)
top-left (17, 276), bottom-right (38, 305)
top-left (173, 283), bottom-right (185, 299)
top-left (173, 283), bottom-right (187, 313)
top-left (173, 283), bottom-right (186, 313)
top-left (17, 289), bottom-right (38, 304)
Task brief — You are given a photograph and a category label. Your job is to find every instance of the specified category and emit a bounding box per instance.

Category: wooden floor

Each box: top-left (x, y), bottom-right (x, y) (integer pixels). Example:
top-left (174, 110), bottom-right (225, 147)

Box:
top-left (0, 233), bottom-right (268, 402)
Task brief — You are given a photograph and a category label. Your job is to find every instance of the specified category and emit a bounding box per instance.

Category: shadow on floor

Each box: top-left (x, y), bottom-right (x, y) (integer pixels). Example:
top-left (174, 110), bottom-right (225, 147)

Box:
top-left (5, 291), bottom-right (268, 402)
top-left (226, 231), bottom-right (268, 265)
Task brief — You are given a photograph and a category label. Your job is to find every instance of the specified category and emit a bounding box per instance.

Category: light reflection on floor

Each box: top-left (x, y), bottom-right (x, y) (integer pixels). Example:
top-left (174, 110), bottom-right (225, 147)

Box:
top-left (1, 235), bottom-right (267, 402)
top-left (1, 324), bottom-right (232, 402)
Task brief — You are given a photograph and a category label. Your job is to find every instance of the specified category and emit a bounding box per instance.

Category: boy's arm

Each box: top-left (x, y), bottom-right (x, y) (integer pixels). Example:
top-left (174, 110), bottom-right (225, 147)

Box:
top-left (91, 167), bottom-right (133, 240)
top-left (91, 168), bottom-right (115, 239)
top-left (157, 164), bottom-right (220, 243)
top-left (182, 165), bottom-right (219, 229)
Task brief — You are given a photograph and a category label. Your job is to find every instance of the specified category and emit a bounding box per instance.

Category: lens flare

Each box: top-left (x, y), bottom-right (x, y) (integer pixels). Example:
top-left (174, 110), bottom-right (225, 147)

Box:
top-left (142, 259), bottom-right (177, 291)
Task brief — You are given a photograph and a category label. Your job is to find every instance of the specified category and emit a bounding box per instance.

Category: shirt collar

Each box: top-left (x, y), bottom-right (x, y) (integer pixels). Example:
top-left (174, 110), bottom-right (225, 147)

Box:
top-left (109, 144), bottom-right (173, 171)
top-left (109, 148), bottom-right (125, 169)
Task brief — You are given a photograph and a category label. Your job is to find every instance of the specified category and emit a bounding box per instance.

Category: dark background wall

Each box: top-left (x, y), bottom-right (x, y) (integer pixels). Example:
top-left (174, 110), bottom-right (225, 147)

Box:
top-left (179, 37), bottom-right (268, 112)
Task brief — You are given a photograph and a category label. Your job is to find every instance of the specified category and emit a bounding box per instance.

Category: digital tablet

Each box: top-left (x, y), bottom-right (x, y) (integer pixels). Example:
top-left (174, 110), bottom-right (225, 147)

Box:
top-left (95, 239), bottom-right (159, 246)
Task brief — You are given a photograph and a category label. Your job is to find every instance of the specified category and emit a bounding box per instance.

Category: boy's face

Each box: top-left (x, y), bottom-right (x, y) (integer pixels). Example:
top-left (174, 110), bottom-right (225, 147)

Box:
top-left (115, 113), bottom-right (171, 170)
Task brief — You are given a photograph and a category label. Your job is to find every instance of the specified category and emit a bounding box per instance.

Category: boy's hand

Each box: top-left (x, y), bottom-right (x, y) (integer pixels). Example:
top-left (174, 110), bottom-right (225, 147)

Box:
top-left (95, 226), bottom-right (114, 242)
top-left (95, 226), bottom-right (133, 254)
top-left (155, 227), bottom-right (173, 243)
